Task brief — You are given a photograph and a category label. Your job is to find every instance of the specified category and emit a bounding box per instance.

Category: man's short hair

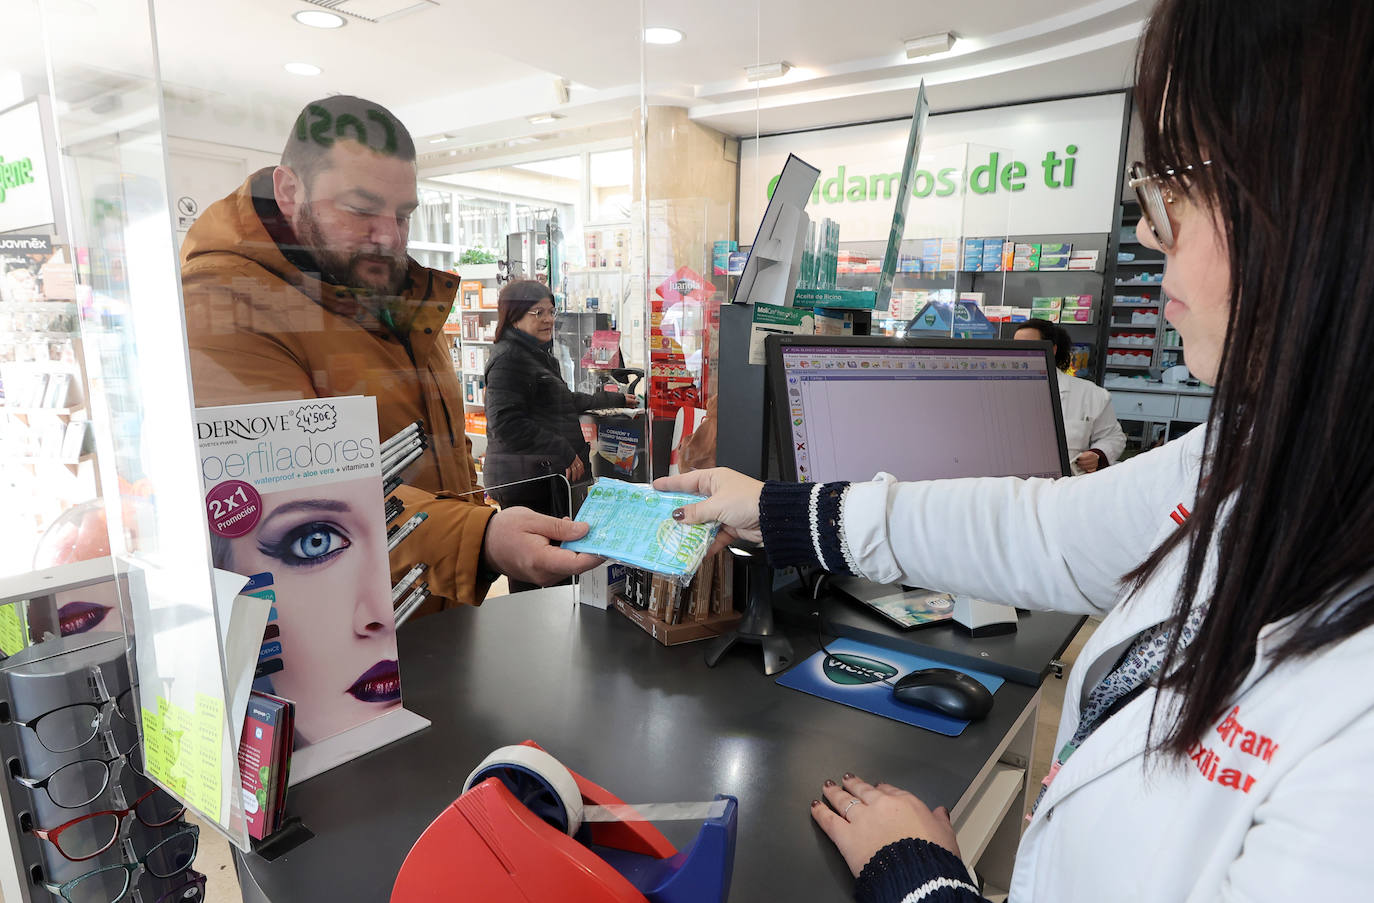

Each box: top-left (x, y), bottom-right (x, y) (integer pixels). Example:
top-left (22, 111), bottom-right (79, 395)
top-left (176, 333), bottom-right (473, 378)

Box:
top-left (281, 95), bottom-right (417, 191)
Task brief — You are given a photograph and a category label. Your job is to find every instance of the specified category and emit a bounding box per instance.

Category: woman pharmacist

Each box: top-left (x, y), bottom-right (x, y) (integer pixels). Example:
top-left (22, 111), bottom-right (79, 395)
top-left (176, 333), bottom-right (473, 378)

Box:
top-left (657, 0), bottom-right (1374, 898)
top-left (1013, 318), bottom-right (1126, 475)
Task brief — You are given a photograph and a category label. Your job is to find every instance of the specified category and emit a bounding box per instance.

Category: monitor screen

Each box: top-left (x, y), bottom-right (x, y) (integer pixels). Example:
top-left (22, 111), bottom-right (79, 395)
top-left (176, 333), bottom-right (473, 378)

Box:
top-left (767, 336), bottom-right (1069, 485)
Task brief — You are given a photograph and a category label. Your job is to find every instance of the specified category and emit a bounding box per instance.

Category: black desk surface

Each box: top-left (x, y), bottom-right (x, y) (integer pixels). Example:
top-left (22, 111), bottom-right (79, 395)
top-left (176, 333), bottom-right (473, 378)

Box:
top-left (237, 588), bottom-right (1051, 902)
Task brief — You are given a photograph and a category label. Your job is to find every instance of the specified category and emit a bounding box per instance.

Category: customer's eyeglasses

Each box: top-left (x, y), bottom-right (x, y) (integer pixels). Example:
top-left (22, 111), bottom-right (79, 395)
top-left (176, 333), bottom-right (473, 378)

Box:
top-left (13, 743), bottom-right (146, 809)
top-left (1127, 160), bottom-right (1211, 250)
top-left (5, 686), bottom-right (136, 753)
top-left (32, 789), bottom-right (186, 861)
top-left (525, 306), bottom-right (556, 321)
top-left (40, 829), bottom-right (200, 903)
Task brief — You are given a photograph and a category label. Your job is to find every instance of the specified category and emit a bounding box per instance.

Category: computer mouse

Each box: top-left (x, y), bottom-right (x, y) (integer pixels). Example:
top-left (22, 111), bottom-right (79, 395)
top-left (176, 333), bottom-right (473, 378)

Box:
top-left (891, 668), bottom-right (994, 721)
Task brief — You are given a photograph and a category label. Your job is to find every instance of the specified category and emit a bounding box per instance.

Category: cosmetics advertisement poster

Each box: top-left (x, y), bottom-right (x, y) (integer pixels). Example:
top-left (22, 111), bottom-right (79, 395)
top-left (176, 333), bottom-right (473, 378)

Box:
top-left (195, 396), bottom-right (401, 747)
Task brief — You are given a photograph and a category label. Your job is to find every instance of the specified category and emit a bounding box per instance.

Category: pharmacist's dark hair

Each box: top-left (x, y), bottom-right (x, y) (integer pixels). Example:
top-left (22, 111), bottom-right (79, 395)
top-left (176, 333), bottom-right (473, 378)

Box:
top-left (281, 95), bottom-right (416, 192)
top-left (494, 279), bottom-right (553, 342)
top-left (1012, 319), bottom-right (1070, 370)
top-left (1128, 0), bottom-right (1374, 759)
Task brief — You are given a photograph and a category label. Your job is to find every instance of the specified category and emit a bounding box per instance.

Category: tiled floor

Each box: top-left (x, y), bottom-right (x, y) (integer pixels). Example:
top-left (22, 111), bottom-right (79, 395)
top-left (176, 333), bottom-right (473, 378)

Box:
top-left (160, 603), bottom-right (1097, 903)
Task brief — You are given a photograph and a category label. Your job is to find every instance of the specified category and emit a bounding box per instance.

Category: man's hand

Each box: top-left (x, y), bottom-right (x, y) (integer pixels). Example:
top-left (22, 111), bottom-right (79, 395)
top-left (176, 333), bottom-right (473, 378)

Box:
top-left (1076, 451), bottom-right (1101, 473)
top-left (482, 507), bottom-right (602, 586)
top-left (565, 457), bottom-right (586, 482)
top-left (811, 773), bottom-right (961, 878)
top-left (654, 468), bottom-right (764, 555)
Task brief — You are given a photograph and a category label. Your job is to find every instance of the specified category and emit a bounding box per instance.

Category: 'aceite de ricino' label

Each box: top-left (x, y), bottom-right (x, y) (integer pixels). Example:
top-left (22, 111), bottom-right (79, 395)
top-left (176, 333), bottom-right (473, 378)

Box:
top-left (206, 479), bottom-right (263, 538)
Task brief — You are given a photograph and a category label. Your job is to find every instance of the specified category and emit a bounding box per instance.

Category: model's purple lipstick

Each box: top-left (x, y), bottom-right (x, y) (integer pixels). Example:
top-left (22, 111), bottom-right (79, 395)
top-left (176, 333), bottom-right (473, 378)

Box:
top-left (347, 659), bottom-right (401, 703)
top-left (58, 601), bottom-right (111, 635)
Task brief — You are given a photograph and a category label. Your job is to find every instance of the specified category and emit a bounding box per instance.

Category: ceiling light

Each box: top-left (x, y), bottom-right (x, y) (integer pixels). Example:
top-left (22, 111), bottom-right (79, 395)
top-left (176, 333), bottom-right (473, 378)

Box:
top-left (744, 61), bottom-right (791, 82)
top-left (284, 62), bottom-right (322, 77)
top-left (904, 31), bottom-right (956, 59)
top-left (293, 9), bottom-right (346, 28)
top-left (428, 134), bottom-right (453, 144)
top-left (527, 113), bottom-right (565, 125)
top-left (644, 26), bottom-right (683, 45)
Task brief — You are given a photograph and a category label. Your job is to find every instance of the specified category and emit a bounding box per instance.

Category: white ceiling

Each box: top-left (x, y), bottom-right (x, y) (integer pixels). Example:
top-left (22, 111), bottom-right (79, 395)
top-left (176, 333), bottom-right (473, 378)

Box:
top-left (6, 0), bottom-right (1151, 163)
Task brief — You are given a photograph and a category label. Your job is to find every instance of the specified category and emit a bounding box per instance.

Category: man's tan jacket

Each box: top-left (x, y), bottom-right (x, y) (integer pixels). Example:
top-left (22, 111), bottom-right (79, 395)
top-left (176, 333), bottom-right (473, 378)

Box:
top-left (180, 169), bottom-right (494, 611)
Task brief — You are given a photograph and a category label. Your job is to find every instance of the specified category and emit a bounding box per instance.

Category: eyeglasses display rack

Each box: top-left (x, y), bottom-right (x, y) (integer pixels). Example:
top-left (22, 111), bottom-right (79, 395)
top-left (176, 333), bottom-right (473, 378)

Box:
top-left (0, 589), bottom-right (204, 902)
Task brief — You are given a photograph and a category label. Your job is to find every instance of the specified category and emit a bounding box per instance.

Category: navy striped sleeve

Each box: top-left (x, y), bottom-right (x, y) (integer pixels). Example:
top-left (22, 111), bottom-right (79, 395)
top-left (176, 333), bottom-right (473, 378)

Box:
top-left (854, 839), bottom-right (987, 903)
top-left (758, 480), bottom-right (854, 574)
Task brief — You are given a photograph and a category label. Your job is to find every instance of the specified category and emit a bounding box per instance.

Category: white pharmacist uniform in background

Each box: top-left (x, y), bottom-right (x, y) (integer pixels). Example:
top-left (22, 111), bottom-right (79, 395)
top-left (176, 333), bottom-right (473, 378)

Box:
top-left (1059, 371), bottom-right (1126, 475)
top-left (836, 426), bottom-right (1374, 901)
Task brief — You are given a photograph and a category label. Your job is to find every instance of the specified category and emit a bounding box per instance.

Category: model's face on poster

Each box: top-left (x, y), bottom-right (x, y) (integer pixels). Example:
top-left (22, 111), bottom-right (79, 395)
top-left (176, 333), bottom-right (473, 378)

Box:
top-left (1138, 196), bottom-right (1230, 384)
top-left (224, 478), bottom-right (400, 743)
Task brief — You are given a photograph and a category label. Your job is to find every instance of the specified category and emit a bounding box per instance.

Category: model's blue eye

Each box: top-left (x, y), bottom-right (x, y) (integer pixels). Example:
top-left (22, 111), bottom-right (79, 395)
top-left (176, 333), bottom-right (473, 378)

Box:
top-left (290, 527), bottom-right (343, 560)
top-left (262, 522), bottom-right (351, 566)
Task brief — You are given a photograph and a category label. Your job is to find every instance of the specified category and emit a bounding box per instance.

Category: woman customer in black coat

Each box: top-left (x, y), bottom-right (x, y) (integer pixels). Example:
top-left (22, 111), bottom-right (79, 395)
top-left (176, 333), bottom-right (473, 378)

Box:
top-left (482, 280), bottom-right (631, 543)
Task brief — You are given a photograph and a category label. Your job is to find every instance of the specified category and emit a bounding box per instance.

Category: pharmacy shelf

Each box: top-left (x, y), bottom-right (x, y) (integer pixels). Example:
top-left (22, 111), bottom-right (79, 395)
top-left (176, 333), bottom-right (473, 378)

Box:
top-left (1115, 280), bottom-right (1165, 287)
top-left (1112, 301), bottom-right (1159, 307)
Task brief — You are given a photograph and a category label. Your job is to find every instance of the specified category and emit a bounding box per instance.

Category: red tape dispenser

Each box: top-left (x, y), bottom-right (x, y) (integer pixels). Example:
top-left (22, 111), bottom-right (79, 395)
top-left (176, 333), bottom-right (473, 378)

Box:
top-left (391, 741), bottom-right (738, 902)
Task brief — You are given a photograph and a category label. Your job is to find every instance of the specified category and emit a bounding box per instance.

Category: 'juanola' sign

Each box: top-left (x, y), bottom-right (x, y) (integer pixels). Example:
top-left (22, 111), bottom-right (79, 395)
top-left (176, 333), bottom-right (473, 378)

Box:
top-left (742, 92), bottom-right (1127, 240)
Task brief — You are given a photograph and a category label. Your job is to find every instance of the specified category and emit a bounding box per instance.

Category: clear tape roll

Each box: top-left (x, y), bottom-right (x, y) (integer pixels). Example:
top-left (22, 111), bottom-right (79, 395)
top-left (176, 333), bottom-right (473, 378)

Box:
top-left (463, 747), bottom-right (729, 834)
top-left (464, 745), bottom-right (585, 836)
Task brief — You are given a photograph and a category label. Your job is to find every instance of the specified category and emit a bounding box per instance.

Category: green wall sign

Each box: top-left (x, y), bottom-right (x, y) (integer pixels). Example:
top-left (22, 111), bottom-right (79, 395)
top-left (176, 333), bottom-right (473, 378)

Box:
top-left (768, 145), bottom-right (1083, 205)
top-left (0, 156), bottom-right (36, 204)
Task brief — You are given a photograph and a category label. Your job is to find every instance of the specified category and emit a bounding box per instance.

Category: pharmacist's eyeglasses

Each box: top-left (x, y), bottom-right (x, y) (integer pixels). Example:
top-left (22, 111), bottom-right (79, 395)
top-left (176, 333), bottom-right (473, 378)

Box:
top-left (32, 789), bottom-right (186, 861)
top-left (1127, 160), bottom-right (1211, 250)
top-left (40, 830), bottom-right (200, 903)
top-left (4, 686), bottom-right (137, 753)
top-left (14, 743), bottom-right (146, 809)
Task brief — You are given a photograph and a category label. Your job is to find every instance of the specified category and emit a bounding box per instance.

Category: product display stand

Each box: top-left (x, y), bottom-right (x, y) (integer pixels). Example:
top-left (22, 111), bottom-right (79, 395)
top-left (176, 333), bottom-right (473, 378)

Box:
top-left (0, 628), bottom-right (200, 903)
top-left (703, 547), bottom-right (794, 676)
top-left (288, 708), bottom-right (431, 786)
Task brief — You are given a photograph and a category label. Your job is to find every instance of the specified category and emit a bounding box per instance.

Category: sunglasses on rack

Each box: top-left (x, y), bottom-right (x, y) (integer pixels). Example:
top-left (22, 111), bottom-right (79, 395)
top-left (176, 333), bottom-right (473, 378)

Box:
top-left (40, 831), bottom-right (200, 903)
top-left (1126, 160), bottom-right (1211, 250)
top-left (32, 788), bottom-right (185, 861)
top-left (4, 686), bottom-right (137, 754)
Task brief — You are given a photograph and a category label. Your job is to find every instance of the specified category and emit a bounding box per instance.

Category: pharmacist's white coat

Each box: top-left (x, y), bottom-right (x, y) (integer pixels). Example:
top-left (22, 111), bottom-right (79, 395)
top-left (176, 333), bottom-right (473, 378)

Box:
top-left (1058, 370), bottom-right (1126, 475)
top-left (840, 425), bottom-right (1374, 901)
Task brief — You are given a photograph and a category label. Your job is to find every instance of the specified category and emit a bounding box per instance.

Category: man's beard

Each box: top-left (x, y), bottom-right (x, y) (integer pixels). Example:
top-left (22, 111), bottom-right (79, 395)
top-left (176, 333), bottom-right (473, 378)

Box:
top-left (294, 204), bottom-right (408, 296)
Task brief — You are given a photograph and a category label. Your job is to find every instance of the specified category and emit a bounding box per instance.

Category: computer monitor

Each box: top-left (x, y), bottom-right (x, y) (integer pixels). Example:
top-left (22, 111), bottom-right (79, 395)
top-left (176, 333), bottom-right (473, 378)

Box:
top-left (765, 335), bottom-right (1070, 486)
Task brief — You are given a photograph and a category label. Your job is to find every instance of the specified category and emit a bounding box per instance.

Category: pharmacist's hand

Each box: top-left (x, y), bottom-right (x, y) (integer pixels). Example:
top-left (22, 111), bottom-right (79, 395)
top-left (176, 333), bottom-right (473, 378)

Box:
top-left (482, 508), bottom-right (603, 586)
top-left (565, 457), bottom-right (586, 482)
top-left (1076, 451), bottom-right (1101, 473)
top-left (811, 773), bottom-right (961, 878)
top-left (654, 468), bottom-right (763, 553)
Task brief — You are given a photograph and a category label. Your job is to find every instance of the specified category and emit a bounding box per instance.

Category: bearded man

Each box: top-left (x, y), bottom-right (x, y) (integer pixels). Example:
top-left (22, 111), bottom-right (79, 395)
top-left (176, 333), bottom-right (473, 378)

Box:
top-left (180, 95), bottom-right (598, 614)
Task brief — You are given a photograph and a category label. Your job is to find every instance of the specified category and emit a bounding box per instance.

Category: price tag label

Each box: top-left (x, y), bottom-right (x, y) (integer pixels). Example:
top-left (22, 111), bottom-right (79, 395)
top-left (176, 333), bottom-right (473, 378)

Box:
top-left (206, 479), bottom-right (263, 538)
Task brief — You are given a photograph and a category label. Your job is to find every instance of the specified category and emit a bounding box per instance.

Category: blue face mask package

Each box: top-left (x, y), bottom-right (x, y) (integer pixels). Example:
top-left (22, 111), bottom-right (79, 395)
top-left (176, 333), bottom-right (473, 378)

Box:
top-left (562, 478), bottom-right (720, 582)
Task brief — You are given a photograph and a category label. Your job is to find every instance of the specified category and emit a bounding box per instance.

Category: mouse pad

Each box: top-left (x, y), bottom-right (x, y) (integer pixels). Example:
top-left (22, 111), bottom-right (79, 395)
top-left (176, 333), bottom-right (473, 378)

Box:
top-left (776, 638), bottom-right (1004, 736)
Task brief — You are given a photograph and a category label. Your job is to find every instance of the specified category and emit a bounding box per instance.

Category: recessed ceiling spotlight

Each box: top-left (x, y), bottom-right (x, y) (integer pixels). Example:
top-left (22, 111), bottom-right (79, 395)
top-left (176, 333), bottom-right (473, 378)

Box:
top-left (904, 31), bottom-right (956, 59)
top-left (644, 26), bottom-right (683, 45)
top-left (527, 112), bottom-right (565, 125)
top-left (744, 61), bottom-right (791, 82)
top-left (428, 134), bottom-right (454, 144)
top-left (293, 9), bottom-right (346, 28)
top-left (284, 62), bottom-right (322, 77)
